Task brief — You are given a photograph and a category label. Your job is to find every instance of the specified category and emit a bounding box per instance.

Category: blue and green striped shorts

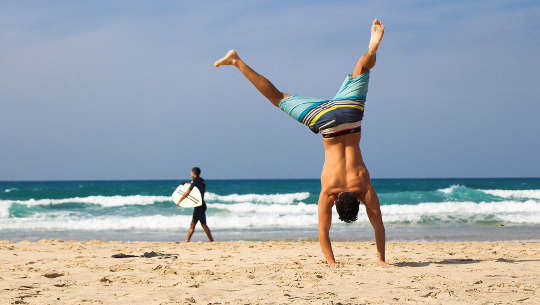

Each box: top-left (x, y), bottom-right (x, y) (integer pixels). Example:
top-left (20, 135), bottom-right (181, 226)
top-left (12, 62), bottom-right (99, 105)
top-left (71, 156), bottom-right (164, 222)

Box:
top-left (278, 72), bottom-right (369, 134)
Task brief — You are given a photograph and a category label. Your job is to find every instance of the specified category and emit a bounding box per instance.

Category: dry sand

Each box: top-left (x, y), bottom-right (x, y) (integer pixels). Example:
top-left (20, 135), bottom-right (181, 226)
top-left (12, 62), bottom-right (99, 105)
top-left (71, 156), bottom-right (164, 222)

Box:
top-left (0, 240), bottom-right (538, 305)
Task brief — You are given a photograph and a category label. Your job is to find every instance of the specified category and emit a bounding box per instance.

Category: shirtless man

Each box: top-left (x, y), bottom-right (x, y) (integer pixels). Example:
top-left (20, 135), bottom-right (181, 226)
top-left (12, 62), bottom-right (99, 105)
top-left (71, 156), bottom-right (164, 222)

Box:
top-left (214, 19), bottom-right (386, 266)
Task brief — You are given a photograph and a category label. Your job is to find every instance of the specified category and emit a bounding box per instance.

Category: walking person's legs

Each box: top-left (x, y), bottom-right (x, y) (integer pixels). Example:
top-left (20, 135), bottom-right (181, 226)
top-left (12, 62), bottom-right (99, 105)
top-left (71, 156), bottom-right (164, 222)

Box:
top-left (198, 207), bottom-right (213, 242)
top-left (185, 221), bottom-right (196, 242)
top-left (186, 206), bottom-right (213, 242)
top-left (201, 224), bottom-right (214, 242)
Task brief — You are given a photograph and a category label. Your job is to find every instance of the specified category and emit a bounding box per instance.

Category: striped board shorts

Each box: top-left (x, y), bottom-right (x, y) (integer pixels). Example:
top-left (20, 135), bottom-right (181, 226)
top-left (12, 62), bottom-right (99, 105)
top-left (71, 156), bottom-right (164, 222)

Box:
top-left (278, 72), bottom-right (369, 135)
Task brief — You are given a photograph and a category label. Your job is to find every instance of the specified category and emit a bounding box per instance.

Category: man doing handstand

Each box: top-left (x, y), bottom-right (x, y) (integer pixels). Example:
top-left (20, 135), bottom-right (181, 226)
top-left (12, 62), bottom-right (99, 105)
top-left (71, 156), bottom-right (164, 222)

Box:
top-left (214, 19), bottom-right (387, 266)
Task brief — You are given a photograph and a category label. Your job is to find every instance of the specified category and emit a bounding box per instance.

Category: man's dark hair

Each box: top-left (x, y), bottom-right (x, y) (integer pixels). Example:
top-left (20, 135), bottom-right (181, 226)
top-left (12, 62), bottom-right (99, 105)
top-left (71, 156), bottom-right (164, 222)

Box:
top-left (191, 167), bottom-right (201, 176)
top-left (335, 192), bottom-right (360, 223)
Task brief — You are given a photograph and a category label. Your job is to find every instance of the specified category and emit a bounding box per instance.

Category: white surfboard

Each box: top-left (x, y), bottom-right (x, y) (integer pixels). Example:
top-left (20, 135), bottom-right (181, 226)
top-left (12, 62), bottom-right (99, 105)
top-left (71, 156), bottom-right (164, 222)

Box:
top-left (171, 183), bottom-right (203, 208)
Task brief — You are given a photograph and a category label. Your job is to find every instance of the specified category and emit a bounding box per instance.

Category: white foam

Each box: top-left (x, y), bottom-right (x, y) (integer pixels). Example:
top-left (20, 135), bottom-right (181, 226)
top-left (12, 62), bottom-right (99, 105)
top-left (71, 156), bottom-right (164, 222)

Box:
top-left (0, 195), bottom-right (171, 208)
top-left (437, 184), bottom-right (465, 194)
top-left (437, 185), bottom-right (540, 200)
top-left (0, 192), bottom-right (311, 209)
top-left (0, 213), bottom-right (319, 231)
top-left (0, 202), bottom-right (10, 218)
top-left (1, 200), bottom-right (539, 231)
top-left (380, 200), bottom-right (540, 223)
top-left (4, 188), bottom-right (16, 193)
top-left (479, 189), bottom-right (540, 200)
top-left (208, 201), bottom-right (316, 215)
top-left (205, 192), bottom-right (310, 204)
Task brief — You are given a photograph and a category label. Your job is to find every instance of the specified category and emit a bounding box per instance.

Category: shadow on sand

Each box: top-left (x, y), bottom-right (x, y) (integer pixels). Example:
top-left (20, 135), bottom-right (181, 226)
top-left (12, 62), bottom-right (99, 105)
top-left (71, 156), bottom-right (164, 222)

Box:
top-left (494, 258), bottom-right (540, 263)
top-left (394, 258), bottom-right (480, 267)
top-left (111, 251), bottom-right (178, 259)
top-left (394, 257), bottom-right (540, 267)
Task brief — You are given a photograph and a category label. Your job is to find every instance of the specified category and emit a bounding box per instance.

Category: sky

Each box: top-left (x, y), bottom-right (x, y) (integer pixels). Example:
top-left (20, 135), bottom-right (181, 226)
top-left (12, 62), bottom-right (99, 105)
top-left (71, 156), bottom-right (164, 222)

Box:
top-left (1, 0), bottom-right (539, 180)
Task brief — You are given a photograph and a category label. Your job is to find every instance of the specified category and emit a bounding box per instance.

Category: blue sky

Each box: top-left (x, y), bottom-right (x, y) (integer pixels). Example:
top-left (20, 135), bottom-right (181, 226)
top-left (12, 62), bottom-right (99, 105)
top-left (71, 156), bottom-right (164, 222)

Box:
top-left (1, 0), bottom-right (539, 180)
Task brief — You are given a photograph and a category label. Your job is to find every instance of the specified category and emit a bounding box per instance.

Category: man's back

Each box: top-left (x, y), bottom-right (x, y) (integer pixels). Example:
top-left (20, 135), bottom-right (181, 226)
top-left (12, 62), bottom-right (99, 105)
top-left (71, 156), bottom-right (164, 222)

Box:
top-left (191, 176), bottom-right (206, 202)
top-left (321, 132), bottom-right (370, 197)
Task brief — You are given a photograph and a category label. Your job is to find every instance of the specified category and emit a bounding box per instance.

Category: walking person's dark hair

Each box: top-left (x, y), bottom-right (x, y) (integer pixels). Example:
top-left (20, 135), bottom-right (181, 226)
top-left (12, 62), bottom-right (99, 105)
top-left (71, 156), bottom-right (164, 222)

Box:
top-left (191, 167), bottom-right (201, 176)
top-left (335, 192), bottom-right (360, 223)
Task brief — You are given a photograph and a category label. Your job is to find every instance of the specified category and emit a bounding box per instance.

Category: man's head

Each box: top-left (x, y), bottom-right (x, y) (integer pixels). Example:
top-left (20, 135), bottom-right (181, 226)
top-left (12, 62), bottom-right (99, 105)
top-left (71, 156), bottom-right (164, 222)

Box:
top-left (191, 167), bottom-right (201, 178)
top-left (335, 192), bottom-right (360, 223)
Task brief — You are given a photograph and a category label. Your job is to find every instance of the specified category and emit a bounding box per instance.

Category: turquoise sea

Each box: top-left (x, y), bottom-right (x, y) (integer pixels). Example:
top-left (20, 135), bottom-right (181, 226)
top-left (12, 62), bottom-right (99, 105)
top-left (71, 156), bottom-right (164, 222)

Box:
top-left (0, 178), bottom-right (539, 241)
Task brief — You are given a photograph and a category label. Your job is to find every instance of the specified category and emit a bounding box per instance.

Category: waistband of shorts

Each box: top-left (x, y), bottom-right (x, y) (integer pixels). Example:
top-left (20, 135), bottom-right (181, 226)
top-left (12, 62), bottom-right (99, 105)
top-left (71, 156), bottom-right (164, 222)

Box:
top-left (320, 121), bottom-right (362, 134)
top-left (321, 126), bottom-right (361, 138)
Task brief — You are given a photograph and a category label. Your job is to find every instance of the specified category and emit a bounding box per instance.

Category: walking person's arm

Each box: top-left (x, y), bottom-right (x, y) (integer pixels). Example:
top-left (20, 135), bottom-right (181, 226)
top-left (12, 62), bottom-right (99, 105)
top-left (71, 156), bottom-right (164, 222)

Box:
top-left (176, 188), bottom-right (192, 206)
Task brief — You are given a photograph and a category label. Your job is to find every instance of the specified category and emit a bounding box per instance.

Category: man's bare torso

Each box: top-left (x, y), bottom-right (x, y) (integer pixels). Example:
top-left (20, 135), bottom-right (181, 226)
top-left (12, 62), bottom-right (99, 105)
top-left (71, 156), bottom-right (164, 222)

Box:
top-left (321, 131), bottom-right (370, 203)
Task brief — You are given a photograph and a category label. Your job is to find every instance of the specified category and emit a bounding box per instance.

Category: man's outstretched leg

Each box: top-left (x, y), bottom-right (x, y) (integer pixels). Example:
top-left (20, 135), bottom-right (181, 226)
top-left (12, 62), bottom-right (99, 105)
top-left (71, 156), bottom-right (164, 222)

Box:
top-left (352, 18), bottom-right (385, 76)
top-left (353, 19), bottom-right (387, 266)
top-left (214, 50), bottom-right (290, 107)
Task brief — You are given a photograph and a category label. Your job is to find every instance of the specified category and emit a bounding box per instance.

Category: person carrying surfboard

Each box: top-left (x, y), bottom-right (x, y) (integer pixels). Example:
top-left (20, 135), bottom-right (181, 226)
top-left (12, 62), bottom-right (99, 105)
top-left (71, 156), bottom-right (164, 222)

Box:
top-left (214, 19), bottom-right (387, 266)
top-left (176, 167), bottom-right (214, 242)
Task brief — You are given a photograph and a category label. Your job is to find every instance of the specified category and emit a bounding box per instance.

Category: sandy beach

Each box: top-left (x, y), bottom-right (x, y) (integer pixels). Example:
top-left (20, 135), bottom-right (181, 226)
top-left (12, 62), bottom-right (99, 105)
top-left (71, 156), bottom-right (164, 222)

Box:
top-left (0, 240), bottom-right (538, 304)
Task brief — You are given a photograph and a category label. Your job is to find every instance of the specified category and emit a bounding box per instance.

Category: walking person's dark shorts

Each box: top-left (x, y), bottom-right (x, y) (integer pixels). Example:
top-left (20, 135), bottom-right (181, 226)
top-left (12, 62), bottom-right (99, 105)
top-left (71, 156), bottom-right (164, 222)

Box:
top-left (192, 205), bottom-right (207, 225)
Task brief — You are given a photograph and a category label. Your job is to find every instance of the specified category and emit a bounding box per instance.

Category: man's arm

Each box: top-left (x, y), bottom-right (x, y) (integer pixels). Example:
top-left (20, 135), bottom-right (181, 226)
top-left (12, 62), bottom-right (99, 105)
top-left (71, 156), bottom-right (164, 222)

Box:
top-left (361, 184), bottom-right (387, 265)
top-left (176, 187), bottom-right (192, 206)
top-left (318, 191), bottom-right (336, 266)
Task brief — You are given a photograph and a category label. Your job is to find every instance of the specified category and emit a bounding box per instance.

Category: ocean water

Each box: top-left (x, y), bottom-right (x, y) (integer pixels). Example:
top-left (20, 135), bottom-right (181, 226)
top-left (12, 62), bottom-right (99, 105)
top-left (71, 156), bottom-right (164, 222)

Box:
top-left (0, 178), bottom-right (539, 242)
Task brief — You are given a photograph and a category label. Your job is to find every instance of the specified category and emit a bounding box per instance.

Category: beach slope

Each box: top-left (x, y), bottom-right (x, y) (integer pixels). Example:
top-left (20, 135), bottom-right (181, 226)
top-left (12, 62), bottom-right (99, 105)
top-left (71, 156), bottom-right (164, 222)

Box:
top-left (0, 240), bottom-right (538, 304)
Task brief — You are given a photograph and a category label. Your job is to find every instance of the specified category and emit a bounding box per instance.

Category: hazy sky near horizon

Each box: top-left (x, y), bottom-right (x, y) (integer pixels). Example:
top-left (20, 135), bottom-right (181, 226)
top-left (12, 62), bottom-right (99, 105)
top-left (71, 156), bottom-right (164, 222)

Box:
top-left (1, 0), bottom-right (539, 180)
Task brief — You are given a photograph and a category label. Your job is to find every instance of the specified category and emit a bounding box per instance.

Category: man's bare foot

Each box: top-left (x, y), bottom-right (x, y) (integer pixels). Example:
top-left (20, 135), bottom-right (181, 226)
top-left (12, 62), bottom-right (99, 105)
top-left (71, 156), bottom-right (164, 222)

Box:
top-left (214, 50), bottom-right (240, 67)
top-left (378, 260), bottom-right (390, 267)
top-left (368, 19), bottom-right (384, 54)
